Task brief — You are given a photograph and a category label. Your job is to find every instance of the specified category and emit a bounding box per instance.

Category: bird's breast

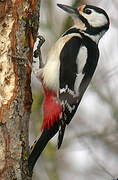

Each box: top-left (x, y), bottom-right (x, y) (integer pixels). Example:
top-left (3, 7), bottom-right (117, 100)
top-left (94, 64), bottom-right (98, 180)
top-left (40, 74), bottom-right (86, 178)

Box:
top-left (42, 34), bottom-right (82, 92)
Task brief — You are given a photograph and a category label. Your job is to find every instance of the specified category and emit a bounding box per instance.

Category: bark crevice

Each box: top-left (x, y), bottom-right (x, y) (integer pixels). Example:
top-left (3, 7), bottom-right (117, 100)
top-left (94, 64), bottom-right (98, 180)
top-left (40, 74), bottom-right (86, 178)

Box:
top-left (0, 0), bottom-right (41, 179)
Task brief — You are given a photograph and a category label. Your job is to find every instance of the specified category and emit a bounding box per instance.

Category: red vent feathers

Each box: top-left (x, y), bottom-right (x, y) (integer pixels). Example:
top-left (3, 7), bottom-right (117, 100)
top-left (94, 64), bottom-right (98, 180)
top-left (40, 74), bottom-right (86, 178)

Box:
top-left (41, 87), bottom-right (62, 131)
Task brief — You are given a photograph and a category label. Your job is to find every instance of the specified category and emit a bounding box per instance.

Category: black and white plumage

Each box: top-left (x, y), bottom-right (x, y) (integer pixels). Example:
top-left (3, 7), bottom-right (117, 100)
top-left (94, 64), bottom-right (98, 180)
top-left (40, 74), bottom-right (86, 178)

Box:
top-left (56, 4), bottom-right (109, 147)
top-left (28, 4), bottom-right (109, 173)
top-left (58, 31), bottom-right (100, 147)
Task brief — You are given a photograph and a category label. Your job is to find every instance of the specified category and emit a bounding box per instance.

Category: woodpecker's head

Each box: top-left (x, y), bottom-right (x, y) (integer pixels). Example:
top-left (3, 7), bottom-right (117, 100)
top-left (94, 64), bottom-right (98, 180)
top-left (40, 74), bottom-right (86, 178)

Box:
top-left (57, 4), bottom-right (109, 38)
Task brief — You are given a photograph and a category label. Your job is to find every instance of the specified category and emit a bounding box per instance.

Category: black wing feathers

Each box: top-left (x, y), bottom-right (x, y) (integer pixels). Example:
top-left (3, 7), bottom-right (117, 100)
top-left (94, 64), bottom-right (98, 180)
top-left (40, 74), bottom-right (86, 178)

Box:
top-left (78, 32), bottom-right (99, 100)
top-left (57, 118), bottom-right (66, 149)
top-left (59, 36), bottom-right (82, 122)
top-left (81, 33), bottom-right (99, 76)
top-left (60, 36), bottom-right (82, 90)
top-left (58, 34), bottom-right (99, 147)
top-left (58, 36), bottom-right (82, 147)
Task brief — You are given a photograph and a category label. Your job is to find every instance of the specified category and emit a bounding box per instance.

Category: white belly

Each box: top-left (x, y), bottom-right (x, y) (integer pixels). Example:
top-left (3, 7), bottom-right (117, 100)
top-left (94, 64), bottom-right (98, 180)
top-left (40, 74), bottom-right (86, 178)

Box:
top-left (42, 59), bottom-right (60, 92)
top-left (42, 33), bottom-right (82, 93)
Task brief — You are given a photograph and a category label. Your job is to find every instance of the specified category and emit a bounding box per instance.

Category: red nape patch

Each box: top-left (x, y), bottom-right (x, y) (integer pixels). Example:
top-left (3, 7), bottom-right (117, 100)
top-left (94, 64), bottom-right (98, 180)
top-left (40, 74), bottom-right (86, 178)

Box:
top-left (41, 87), bottom-right (62, 131)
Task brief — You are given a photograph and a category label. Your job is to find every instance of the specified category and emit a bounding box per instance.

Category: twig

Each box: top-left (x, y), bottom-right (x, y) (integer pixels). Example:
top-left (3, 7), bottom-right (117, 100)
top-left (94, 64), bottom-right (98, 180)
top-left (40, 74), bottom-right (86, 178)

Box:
top-left (83, 139), bottom-right (114, 178)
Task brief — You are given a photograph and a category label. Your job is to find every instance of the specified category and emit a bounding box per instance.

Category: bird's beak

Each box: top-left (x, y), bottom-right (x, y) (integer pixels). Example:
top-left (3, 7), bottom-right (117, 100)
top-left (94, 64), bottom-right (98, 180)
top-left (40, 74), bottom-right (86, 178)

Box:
top-left (57, 4), bottom-right (77, 15)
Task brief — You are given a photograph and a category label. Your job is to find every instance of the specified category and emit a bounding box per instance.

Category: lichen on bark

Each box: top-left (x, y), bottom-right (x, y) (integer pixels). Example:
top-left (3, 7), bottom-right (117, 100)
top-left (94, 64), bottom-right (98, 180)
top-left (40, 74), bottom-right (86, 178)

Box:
top-left (0, 0), bottom-right (41, 179)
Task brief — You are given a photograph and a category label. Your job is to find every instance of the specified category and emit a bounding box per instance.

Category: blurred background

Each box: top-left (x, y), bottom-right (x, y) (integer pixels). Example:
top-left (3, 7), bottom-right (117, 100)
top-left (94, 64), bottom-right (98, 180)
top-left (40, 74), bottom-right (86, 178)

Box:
top-left (30, 0), bottom-right (118, 179)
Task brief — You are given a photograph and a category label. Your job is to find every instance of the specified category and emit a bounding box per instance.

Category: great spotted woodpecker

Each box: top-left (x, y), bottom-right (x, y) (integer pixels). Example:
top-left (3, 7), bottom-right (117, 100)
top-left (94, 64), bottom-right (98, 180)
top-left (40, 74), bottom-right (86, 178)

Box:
top-left (28, 4), bottom-right (109, 172)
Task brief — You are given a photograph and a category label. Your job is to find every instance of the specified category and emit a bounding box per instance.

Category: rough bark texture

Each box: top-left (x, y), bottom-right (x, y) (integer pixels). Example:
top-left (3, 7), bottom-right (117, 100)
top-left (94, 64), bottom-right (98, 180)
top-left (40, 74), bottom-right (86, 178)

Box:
top-left (0, 0), bottom-right (40, 179)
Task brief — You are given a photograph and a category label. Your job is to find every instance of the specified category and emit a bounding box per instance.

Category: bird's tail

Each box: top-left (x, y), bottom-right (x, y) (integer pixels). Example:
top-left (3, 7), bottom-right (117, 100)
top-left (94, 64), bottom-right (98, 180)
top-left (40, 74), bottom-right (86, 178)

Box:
top-left (57, 119), bottom-right (66, 149)
top-left (28, 122), bottom-right (59, 175)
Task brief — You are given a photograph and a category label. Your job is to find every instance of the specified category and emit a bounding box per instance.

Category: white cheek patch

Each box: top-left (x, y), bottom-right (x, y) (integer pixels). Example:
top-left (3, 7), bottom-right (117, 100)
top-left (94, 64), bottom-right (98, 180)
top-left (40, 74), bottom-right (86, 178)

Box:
top-left (81, 10), bottom-right (108, 28)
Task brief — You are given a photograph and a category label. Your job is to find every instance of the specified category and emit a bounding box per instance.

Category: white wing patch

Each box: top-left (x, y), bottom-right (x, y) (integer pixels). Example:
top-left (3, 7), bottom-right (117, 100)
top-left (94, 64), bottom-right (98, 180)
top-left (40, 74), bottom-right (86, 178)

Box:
top-left (60, 85), bottom-right (77, 113)
top-left (60, 46), bottom-right (88, 100)
top-left (74, 46), bottom-right (88, 94)
top-left (60, 85), bottom-right (76, 97)
top-left (76, 46), bottom-right (87, 73)
top-left (74, 73), bottom-right (85, 95)
top-left (61, 100), bottom-right (76, 113)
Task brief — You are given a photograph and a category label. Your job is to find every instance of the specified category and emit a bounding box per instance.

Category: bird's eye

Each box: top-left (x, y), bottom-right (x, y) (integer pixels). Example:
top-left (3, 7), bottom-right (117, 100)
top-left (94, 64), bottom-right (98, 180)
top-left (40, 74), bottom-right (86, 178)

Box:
top-left (84, 8), bottom-right (92, 15)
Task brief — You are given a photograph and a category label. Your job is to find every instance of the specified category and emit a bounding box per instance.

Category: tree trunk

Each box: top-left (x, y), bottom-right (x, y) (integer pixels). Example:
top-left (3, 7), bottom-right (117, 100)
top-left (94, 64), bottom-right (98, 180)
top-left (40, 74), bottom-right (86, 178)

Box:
top-left (0, 0), bottom-right (40, 179)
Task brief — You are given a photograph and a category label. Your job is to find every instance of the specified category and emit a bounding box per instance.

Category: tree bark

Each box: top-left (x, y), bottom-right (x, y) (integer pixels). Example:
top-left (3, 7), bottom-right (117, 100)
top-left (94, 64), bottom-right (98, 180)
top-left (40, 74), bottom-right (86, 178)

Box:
top-left (0, 0), bottom-right (40, 179)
